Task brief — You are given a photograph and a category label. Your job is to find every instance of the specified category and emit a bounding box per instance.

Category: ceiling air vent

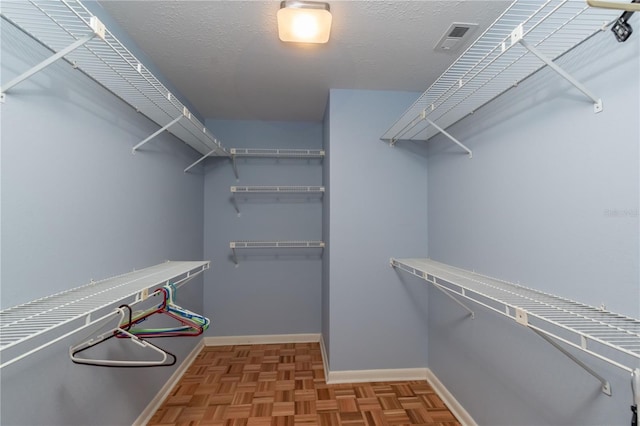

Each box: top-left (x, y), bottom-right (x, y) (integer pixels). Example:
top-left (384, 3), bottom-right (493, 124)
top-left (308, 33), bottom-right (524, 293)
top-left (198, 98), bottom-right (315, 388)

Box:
top-left (435, 22), bottom-right (478, 51)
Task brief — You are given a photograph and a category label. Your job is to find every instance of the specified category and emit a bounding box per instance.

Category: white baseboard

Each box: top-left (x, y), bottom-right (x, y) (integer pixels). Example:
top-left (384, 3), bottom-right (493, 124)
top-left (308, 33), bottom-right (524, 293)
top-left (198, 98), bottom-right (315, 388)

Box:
top-left (203, 333), bottom-right (321, 346)
top-left (327, 367), bottom-right (429, 384)
top-left (425, 368), bottom-right (477, 426)
top-left (132, 339), bottom-right (204, 426)
top-left (319, 335), bottom-right (330, 383)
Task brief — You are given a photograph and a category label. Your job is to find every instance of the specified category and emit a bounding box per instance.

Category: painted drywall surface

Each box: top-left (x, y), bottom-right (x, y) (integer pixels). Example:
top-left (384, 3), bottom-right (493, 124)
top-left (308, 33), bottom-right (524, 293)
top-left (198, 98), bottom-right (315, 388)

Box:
top-left (1, 21), bottom-right (205, 425)
top-left (322, 98), bottom-right (331, 362)
top-left (326, 89), bottom-right (429, 371)
top-left (202, 119), bottom-right (323, 336)
top-left (426, 23), bottom-right (639, 426)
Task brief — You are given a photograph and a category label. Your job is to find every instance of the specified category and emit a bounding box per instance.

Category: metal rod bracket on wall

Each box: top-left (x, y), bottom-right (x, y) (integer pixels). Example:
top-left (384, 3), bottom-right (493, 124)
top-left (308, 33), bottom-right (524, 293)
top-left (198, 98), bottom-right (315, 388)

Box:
top-left (132, 113), bottom-right (184, 153)
top-left (512, 25), bottom-right (603, 113)
top-left (386, 111), bottom-right (473, 159)
top-left (184, 148), bottom-right (218, 173)
top-left (390, 258), bottom-right (475, 318)
top-left (528, 325), bottom-right (612, 396)
top-left (0, 31), bottom-right (97, 100)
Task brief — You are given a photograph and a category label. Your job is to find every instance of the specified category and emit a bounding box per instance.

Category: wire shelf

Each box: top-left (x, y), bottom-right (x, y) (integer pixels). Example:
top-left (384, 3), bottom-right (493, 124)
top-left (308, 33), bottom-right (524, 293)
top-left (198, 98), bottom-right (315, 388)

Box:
top-left (230, 241), bottom-right (325, 249)
top-left (230, 148), bottom-right (325, 158)
top-left (391, 258), bottom-right (640, 372)
top-left (231, 186), bottom-right (325, 194)
top-left (0, 0), bottom-right (228, 157)
top-left (0, 261), bottom-right (209, 357)
top-left (381, 0), bottom-right (619, 142)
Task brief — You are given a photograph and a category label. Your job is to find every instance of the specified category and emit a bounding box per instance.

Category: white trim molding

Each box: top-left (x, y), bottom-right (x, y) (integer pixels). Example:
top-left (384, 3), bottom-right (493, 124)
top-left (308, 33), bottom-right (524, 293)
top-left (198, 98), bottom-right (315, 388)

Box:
top-left (203, 333), bottom-right (321, 346)
top-left (326, 367), bottom-right (429, 384)
top-left (320, 335), bottom-right (330, 383)
top-left (133, 339), bottom-right (205, 426)
top-left (425, 369), bottom-right (478, 426)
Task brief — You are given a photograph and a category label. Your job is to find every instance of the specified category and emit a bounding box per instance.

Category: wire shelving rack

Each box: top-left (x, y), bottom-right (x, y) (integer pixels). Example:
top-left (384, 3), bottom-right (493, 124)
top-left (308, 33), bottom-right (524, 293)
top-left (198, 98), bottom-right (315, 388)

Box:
top-left (230, 186), bottom-right (325, 213)
top-left (380, 0), bottom-right (620, 148)
top-left (0, 0), bottom-right (229, 166)
top-left (230, 241), bottom-right (325, 265)
top-left (231, 186), bottom-right (325, 194)
top-left (229, 148), bottom-right (325, 179)
top-left (391, 258), bottom-right (640, 395)
top-left (0, 261), bottom-right (209, 368)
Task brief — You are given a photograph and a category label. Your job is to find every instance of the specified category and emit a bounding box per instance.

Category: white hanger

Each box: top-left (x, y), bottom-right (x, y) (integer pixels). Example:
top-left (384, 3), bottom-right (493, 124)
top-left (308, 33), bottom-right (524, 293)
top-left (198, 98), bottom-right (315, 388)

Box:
top-left (69, 306), bottom-right (176, 367)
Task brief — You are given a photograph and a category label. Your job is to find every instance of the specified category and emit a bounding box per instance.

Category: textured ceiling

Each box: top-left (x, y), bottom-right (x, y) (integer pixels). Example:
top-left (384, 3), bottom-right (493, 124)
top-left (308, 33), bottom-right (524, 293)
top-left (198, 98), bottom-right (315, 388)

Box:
top-left (98, 1), bottom-right (512, 122)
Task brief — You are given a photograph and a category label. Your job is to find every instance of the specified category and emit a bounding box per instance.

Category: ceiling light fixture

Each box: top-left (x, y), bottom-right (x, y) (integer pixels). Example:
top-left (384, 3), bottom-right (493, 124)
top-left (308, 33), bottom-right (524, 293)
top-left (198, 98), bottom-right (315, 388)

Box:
top-left (277, 1), bottom-right (332, 44)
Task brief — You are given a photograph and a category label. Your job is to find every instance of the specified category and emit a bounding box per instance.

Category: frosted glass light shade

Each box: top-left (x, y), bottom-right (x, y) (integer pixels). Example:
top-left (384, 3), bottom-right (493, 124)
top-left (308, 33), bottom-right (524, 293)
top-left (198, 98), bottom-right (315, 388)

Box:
top-left (277, 1), bottom-right (332, 44)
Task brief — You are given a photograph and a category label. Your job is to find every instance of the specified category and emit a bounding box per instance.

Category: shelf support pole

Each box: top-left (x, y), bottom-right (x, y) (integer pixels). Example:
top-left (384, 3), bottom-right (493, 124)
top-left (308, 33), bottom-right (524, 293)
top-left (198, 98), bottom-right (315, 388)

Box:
top-left (184, 148), bottom-right (217, 173)
top-left (390, 258), bottom-right (475, 318)
top-left (231, 193), bottom-right (240, 214)
top-left (516, 36), bottom-right (603, 113)
top-left (231, 247), bottom-right (238, 265)
top-left (424, 114), bottom-right (473, 158)
top-left (426, 277), bottom-right (476, 318)
top-left (529, 327), bottom-right (612, 396)
top-left (232, 155), bottom-right (239, 180)
top-left (0, 32), bottom-right (96, 102)
top-left (132, 115), bottom-right (182, 153)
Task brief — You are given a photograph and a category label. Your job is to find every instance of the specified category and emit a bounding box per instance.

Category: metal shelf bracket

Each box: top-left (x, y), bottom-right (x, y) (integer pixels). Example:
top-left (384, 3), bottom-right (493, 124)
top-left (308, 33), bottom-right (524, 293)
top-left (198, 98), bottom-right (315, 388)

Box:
top-left (512, 25), bottom-right (603, 113)
top-left (390, 258), bottom-right (475, 318)
top-left (232, 154), bottom-right (240, 180)
top-left (529, 327), bottom-right (612, 396)
top-left (132, 113), bottom-right (182, 153)
top-left (388, 111), bottom-right (473, 158)
top-left (0, 20), bottom-right (102, 100)
top-left (184, 147), bottom-right (218, 173)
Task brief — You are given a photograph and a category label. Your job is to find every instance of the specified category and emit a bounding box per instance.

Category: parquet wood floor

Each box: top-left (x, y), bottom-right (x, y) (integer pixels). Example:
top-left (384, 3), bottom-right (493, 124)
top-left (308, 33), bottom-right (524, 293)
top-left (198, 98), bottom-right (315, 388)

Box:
top-left (148, 343), bottom-right (461, 426)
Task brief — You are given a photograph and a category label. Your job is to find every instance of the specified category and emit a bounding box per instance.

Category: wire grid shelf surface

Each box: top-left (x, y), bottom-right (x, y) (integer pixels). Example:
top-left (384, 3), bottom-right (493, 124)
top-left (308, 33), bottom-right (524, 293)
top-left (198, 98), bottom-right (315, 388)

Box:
top-left (392, 258), bottom-right (640, 368)
top-left (231, 186), bottom-right (325, 193)
top-left (0, 0), bottom-right (228, 157)
top-left (230, 241), bottom-right (325, 249)
top-left (381, 0), bottom-right (619, 142)
top-left (0, 261), bottom-right (209, 351)
top-left (230, 148), bottom-right (325, 158)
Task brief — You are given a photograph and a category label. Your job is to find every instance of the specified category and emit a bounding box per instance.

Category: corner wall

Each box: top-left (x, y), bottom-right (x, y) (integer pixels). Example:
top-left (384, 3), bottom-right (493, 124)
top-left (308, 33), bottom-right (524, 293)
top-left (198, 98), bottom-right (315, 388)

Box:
top-left (325, 89), bottom-right (429, 371)
top-left (426, 23), bottom-right (639, 426)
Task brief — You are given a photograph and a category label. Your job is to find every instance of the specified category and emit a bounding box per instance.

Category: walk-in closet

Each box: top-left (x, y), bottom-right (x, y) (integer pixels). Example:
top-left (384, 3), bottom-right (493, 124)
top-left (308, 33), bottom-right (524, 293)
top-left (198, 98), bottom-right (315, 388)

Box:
top-left (1, 1), bottom-right (638, 425)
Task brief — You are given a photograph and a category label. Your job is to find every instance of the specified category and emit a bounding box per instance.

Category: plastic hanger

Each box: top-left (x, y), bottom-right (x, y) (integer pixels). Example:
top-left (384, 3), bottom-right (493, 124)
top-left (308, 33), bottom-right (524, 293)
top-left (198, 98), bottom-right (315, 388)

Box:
top-left (70, 305), bottom-right (176, 367)
top-left (119, 286), bottom-right (210, 338)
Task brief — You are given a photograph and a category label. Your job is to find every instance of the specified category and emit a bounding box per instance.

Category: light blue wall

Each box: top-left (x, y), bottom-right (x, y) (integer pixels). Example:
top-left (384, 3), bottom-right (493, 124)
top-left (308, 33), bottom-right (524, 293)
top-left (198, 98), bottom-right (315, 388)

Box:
top-left (326, 89), bottom-right (429, 371)
top-left (322, 99), bottom-right (331, 359)
top-left (426, 23), bottom-right (639, 426)
top-left (1, 17), bottom-right (205, 426)
top-left (202, 119), bottom-right (323, 336)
